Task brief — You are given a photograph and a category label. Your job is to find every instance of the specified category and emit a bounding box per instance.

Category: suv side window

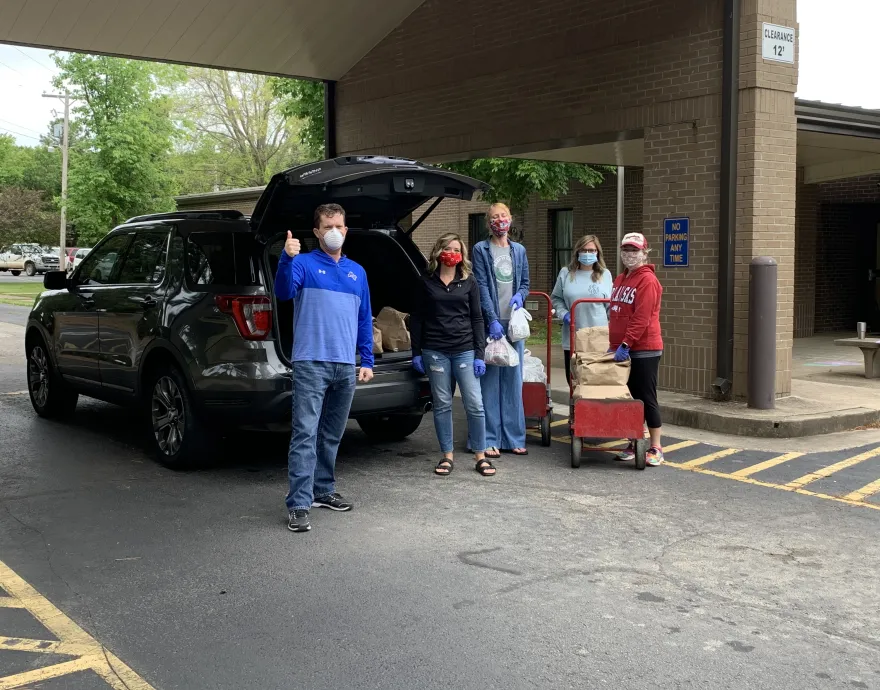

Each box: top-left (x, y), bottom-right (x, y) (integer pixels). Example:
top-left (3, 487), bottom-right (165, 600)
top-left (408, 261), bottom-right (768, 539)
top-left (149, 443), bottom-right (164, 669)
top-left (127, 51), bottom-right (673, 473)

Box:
top-left (185, 232), bottom-right (258, 287)
top-left (74, 234), bottom-right (133, 286)
top-left (115, 229), bottom-right (170, 285)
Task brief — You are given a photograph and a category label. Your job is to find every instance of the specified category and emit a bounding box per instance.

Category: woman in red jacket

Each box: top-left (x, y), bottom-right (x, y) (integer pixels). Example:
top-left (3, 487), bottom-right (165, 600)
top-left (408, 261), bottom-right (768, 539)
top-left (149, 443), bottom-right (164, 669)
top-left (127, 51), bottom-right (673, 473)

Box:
top-left (608, 232), bottom-right (664, 466)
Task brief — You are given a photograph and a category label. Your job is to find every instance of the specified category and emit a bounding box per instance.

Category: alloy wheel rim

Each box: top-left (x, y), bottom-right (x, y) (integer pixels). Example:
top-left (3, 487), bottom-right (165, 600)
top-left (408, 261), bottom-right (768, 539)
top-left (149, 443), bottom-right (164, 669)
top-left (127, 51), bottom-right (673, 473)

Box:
top-left (152, 376), bottom-right (185, 456)
top-left (28, 346), bottom-right (49, 408)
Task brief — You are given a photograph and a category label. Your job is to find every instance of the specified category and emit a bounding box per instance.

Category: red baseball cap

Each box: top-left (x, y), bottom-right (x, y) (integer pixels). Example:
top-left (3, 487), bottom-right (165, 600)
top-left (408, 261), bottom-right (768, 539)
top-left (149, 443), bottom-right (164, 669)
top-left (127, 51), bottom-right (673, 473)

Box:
top-left (621, 232), bottom-right (648, 250)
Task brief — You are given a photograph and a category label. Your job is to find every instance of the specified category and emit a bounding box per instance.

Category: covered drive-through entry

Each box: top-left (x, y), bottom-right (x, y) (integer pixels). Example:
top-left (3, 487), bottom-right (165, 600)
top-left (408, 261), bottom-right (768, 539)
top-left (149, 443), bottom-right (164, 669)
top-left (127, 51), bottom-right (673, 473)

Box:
top-left (8, 0), bottom-right (879, 401)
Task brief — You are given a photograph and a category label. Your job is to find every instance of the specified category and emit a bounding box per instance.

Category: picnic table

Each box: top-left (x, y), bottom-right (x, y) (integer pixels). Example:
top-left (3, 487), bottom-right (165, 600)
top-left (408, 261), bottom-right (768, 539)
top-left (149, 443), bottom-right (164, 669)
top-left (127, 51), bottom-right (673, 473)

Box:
top-left (834, 338), bottom-right (880, 379)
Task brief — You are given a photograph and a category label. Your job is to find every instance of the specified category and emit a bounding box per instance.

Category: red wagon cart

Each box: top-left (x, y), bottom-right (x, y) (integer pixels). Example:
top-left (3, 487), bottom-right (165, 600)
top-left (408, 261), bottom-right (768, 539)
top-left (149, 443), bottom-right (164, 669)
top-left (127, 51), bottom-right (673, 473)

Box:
top-left (567, 298), bottom-right (647, 470)
top-left (522, 291), bottom-right (553, 446)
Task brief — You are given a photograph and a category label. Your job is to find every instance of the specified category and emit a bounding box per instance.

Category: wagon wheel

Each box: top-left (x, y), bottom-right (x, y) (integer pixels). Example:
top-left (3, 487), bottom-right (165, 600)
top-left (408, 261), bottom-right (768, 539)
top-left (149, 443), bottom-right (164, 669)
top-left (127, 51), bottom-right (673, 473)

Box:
top-left (634, 438), bottom-right (648, 471)
top-left (540, 414), bottom-right (551, 446)
top-left (571, 436), bottom-right (582, 468)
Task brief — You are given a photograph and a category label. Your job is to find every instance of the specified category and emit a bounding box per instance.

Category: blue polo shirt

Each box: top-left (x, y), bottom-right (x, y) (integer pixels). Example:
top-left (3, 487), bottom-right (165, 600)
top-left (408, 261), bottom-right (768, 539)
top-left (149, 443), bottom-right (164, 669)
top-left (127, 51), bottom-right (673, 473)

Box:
top-left (274, 249), bottom-right (374, 369)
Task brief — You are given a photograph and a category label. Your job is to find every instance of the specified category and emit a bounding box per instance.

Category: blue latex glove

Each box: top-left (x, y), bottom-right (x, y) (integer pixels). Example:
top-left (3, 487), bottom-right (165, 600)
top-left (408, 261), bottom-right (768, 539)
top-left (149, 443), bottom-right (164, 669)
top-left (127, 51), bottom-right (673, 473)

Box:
top-left (509, 293), bottom-right (524, 310)
top-left (473, 359), bottom-right (486, 378)
top-left (488, 320), bottom-right (505, 341)
top-left (412, 355), bottom-right (425, 374)
top-left (613, 344), bottom-right (631, 362)
top-left (562, 312), bottom-right (571, 327)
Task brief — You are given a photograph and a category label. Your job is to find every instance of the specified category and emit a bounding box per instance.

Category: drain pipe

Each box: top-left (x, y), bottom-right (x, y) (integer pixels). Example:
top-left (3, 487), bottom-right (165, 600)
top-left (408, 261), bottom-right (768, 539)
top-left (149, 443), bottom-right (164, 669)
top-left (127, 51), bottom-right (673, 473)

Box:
top-left (616, 166), bottom-right (625, 276)
top-left (713, 0), bottom-right (740, 400)
top-left (324, 80), bottom-right (337, 159)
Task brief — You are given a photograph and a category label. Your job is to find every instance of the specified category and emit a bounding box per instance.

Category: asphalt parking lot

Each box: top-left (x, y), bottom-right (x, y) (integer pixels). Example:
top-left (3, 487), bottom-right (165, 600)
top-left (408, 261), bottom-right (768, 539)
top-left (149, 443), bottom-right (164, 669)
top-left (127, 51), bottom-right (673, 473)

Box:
top-left (0, 306), bottom-right (879, 690)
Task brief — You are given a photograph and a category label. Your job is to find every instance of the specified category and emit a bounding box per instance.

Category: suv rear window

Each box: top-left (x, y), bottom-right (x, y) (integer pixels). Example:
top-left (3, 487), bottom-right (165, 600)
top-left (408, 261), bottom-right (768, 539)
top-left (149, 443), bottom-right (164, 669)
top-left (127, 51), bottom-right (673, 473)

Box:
top-left (185, 232), bottom-right (258, 287)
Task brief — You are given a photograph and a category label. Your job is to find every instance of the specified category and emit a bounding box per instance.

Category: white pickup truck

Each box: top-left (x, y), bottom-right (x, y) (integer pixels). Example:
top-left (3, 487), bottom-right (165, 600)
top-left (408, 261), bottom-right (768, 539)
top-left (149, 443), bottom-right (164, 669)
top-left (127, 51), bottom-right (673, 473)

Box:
top-left (0, 244), bottom-right (61, 276)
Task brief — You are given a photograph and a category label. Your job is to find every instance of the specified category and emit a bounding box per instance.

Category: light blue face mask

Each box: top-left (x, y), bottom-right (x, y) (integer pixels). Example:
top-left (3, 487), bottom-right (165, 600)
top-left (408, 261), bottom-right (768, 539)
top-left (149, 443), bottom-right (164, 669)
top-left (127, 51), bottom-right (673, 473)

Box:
top-left (578, 252), bottom-right (598, 267)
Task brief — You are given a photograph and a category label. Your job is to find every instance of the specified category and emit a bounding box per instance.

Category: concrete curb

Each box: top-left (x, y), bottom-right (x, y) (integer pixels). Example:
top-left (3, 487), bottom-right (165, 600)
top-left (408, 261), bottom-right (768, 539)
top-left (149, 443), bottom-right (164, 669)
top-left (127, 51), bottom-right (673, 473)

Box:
top-left (550, 388), bottom-right (880, 438)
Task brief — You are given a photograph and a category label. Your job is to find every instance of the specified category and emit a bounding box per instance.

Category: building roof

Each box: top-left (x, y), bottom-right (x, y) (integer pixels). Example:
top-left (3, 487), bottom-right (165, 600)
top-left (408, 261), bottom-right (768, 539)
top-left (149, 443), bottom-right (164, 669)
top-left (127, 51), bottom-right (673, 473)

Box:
top-left (795, 99), bottom-right (880, 139)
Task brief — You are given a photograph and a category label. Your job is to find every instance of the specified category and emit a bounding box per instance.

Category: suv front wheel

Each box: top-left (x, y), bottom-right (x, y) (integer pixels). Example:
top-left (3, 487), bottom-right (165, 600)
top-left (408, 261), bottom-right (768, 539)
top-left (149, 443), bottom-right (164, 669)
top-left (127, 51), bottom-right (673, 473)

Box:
top-left (26, 336), bottom-right (78, 418)
top-left (146, 364), bottom-right (206, 470)
top-left (25, 262), bottom-right (36, 277)
top-left (357, 413), bottom-right (423, 442)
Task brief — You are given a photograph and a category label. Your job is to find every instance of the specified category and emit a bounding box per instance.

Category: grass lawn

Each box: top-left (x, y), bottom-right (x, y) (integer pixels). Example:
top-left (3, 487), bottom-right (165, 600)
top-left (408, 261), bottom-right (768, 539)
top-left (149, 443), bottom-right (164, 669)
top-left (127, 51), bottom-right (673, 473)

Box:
top-left (525, 320), bottom-right (563, 346)
top-left (0, 281), bottom-right (43, 307)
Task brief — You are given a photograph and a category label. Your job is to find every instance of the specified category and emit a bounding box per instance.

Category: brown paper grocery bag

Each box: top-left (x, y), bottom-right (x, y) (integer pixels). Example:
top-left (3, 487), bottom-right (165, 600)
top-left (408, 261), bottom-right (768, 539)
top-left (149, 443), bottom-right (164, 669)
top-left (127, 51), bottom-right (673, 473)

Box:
top-left (575, 326), bottom-right (609, 355)
top-left (572, 352), bottom-right (630, 386)
top-left (376, 307), bottom-right (411, 352)
top-left (372, 323), bottom-right (384, 355)
top-left (572, 384), bottom-right (633, 401)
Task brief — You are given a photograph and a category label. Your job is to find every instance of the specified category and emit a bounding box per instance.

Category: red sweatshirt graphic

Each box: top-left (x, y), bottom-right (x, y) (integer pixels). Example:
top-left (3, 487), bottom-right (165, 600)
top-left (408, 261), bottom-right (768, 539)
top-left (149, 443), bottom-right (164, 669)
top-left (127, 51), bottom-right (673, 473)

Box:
top-left (608, 265), bottom-right (663, 352)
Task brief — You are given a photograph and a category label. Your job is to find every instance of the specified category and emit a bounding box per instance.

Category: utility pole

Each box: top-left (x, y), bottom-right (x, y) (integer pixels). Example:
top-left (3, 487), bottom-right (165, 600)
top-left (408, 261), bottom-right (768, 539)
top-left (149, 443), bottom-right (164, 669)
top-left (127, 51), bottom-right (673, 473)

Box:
top-left (43, 92), bottom-right (70, 271)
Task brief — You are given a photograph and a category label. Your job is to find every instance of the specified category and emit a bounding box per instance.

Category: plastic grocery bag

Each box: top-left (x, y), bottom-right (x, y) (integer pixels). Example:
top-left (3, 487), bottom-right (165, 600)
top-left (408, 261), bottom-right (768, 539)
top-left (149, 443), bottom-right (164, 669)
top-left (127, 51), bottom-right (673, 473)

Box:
top-left (484, 337), bottom-right (520, 368)
top-left (508, 306), bottom-right (532, 343)
top-left (522, 349), bottom-right (546, 383)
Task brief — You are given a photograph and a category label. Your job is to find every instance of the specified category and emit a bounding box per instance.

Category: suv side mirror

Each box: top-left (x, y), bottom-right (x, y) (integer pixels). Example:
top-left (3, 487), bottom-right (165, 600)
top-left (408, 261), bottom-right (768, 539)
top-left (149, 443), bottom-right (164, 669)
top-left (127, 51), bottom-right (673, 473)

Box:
top-left (44, 271), bottom-right (69, 291)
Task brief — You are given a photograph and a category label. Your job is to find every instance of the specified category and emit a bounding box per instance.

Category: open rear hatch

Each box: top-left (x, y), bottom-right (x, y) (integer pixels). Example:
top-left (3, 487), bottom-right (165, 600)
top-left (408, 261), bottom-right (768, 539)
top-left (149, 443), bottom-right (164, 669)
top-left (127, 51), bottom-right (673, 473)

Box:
top-left (249, 155), bottom-right (488, 242)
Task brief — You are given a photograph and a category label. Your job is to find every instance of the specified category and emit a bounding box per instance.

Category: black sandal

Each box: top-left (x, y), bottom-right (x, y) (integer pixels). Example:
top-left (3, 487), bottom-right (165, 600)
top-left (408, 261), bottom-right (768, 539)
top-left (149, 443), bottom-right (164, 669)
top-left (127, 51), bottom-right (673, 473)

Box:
top-left (475, 459), bottom-right (496, 476)
top-left (435, 458), bottom-right (453, 476)
top-left (508, 448), bottom-right (528, 456)
top-left (485, 447), bottom-right (501, 459)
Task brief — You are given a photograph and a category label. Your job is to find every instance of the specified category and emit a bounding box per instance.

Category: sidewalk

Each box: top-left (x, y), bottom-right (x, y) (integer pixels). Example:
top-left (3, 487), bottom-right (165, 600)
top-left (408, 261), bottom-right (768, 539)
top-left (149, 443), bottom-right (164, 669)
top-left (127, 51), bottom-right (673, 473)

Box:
top-left (533, 334), bottom-right (880, 439)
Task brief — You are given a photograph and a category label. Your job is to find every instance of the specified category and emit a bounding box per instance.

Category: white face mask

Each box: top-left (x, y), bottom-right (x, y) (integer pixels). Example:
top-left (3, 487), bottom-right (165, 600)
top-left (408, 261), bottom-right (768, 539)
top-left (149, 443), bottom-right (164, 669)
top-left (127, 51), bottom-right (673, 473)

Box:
top-left (321, 228), bottom-right (345, 251)
top-left (621, 250), bottom-right (645, 269)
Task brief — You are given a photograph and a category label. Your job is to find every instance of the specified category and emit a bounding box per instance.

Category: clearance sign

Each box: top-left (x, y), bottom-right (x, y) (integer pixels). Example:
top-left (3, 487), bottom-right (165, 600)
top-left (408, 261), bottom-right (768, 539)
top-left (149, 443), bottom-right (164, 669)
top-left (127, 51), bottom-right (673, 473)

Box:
top-left (663, 218), bottom-right (689, 268)
top-left (762, 23), bottom-right (796, 64)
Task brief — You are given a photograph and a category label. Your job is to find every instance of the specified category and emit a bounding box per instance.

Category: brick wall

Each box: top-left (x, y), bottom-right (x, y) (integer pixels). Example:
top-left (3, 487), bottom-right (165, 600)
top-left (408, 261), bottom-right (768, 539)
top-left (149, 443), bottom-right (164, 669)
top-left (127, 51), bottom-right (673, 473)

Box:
top-left (815, 205), bottom-right (860, 332)
top-left (819, 174), bottom-right (880, 204)
top-left (643, 121), bottom-right (721, 395)
top-left (794, 168), bottom-right (818, 338)
top-left (336, 0), bottom-right (724, 161)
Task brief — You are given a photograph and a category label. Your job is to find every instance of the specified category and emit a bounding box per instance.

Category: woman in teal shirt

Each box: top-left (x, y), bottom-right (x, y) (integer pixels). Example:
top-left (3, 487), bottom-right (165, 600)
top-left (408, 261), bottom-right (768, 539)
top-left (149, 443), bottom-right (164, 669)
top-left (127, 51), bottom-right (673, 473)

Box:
top-left (551, 234), bottom-right (613, 385)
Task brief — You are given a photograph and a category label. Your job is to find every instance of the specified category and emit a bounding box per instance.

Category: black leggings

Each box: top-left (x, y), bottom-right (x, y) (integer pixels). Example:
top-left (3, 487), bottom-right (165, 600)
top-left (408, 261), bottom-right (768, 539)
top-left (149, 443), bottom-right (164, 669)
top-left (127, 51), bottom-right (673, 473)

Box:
top-left (627, 355), bottom-right (662, 429)
top-left (563, 349), bottom-right (572, 386)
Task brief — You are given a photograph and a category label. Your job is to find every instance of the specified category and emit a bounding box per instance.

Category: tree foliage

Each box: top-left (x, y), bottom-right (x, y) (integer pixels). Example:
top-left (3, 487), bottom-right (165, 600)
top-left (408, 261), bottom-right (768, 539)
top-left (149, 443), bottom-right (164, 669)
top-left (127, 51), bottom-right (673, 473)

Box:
top-left (174, 69), bottom-right (308, 190)
top-left (0, 187), bottom-right (60, 247)
top-left (52, 53), bottom-right (183, 244)
top-left (269, 79), bottom-right (325, 161)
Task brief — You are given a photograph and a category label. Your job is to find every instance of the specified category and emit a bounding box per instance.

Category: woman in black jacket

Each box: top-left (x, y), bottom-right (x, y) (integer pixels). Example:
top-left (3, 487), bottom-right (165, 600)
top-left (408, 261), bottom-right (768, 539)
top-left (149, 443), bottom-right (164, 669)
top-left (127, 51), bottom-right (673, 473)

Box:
top-left (410, 233), bottom-right (493, 477)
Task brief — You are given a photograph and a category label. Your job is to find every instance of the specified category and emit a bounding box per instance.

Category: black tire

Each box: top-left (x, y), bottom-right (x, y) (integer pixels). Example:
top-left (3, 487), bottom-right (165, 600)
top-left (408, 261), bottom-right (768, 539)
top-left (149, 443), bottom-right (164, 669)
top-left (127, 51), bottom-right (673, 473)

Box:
top-left (357, 413), bottom-right (423, 442)
top-left (27, 335), bottom-right (78, 419)
top-left (634, 438), bottom-right (648, 471)
top-left (10, 270), bottom-right (21, 276)
top-left (24, 262), bottom-right (36, 277)
top-left (145, 364), bottom-right (206, 470)
top-left (571, 436), bottom-right (582, 468)
top-left (540, 415), bottom-right (551, 446)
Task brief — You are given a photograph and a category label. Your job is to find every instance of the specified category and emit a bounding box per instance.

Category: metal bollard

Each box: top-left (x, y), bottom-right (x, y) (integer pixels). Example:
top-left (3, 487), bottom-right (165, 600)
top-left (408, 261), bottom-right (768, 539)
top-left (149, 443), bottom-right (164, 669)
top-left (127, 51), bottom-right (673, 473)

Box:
top-left (748, 257), bottom-right (777, 409)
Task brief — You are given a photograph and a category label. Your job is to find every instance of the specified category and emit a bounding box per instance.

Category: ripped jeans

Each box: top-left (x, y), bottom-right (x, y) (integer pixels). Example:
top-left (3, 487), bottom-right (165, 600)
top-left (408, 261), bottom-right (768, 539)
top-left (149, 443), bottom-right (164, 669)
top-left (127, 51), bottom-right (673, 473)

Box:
top-left (422, 349), bottom-right (486, 454)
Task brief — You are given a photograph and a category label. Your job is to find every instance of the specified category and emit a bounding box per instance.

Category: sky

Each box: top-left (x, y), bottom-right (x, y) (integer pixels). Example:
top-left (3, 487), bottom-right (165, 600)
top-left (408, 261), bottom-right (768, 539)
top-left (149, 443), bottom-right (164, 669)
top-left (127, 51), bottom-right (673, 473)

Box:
top-left (0, 0), bottom-right (878, 148)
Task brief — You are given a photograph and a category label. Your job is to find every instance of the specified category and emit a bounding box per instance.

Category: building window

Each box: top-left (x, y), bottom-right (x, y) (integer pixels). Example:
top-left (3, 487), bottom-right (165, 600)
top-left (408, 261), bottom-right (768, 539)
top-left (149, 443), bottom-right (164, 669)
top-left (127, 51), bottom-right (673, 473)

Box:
top-left (551, 209), bottom-right (574, 275)
top-left (468, 213), bottom-right (486, 250)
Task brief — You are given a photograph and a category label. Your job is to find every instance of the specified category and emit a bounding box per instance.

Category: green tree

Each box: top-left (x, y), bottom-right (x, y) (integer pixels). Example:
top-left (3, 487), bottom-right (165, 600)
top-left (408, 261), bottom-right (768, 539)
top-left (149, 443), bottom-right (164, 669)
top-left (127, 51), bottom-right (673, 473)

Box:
top-left (0, 187), bottom-right (60, 247)
top-left (175, 69), bottom-right (307, 191)
top-left (269, 80), bottom-right (611, 207)
top-left (52, 53), bottom-right (183, 244)
top-left (270, 79), bottom-right (325, 161)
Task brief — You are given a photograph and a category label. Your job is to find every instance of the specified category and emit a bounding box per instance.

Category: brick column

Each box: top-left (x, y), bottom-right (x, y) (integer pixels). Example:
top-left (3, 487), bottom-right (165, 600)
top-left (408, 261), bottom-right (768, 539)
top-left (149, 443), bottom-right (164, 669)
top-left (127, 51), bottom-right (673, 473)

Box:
top-left (733, 0), bottom-right (798, 397)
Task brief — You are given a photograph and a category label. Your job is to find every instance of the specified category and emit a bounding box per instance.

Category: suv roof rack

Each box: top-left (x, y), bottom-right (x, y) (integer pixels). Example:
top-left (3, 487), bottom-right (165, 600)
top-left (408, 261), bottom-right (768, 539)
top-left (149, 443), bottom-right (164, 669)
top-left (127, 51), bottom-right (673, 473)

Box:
top-left (124, 210), bottom-right (245, 224)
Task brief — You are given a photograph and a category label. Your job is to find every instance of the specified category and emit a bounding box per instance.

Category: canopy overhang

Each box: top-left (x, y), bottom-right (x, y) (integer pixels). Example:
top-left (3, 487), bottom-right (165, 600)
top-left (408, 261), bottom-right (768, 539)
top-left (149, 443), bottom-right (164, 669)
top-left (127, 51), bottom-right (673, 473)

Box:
top-left (0, 0), bottom-right (424, 80)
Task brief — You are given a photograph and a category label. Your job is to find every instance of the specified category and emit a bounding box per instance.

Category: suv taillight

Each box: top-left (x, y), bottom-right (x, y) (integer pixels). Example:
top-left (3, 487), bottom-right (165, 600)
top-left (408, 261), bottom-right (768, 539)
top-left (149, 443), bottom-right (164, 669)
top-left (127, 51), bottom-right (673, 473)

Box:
top-left (215, 295), bottom-right (272, 341)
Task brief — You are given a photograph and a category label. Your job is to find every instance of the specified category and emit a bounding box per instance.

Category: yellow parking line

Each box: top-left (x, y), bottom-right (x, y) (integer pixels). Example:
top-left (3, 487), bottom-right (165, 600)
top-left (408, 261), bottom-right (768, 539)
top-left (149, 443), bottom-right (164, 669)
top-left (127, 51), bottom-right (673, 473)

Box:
top-left (0, 635), bottom-right (93, 656)
top-left (0, 657), bottom-right (101, 690)
top-left (667, 463), bottom-right (880, 512)
top-left (843, 477), bottom-right (880, 503)
top-left (663, 440), bottom-right (699, 453)
top-left (784, 446), bottom-right (880, 489)
top-left (0, 559), bottom-right (156, 689)
top-left (550, 419), bottom-right (568, 427)
top-left (731, 451), bottom-right (803, 478)
top-left (677, 447), bottom-right (740, 468)
top-left (0, 599), bottom-right (24, 608)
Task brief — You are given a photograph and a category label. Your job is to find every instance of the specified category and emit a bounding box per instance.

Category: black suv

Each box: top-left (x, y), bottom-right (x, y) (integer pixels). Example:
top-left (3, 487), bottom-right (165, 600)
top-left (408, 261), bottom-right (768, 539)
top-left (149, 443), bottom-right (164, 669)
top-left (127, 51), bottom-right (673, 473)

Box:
top-left (25, 156), bottom-right (487, 468)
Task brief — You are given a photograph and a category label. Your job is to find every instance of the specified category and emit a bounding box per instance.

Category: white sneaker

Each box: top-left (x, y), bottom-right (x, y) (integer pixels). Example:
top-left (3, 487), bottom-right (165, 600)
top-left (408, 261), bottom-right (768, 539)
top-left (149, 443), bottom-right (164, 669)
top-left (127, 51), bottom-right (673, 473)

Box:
top-left (646, 447), bottom-right (664, 467)
top-left (616, 442), bottom-right (636, 462)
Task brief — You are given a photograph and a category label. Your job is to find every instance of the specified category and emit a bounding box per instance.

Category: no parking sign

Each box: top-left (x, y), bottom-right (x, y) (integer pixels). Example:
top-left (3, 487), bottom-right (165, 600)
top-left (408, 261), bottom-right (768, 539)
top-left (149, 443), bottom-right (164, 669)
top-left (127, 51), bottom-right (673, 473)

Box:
top-left (663, 218), bottom-right (689, 268)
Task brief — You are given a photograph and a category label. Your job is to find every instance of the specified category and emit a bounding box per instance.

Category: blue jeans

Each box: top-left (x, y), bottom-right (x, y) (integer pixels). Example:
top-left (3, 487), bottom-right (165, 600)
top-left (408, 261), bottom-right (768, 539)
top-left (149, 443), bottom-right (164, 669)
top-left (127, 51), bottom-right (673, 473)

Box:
top-left (423, 349), bottom-right (486, 454)
top-left (481, 333), bottom-right (526, 450)
top-left (286, 361), bottom-right (356, 512)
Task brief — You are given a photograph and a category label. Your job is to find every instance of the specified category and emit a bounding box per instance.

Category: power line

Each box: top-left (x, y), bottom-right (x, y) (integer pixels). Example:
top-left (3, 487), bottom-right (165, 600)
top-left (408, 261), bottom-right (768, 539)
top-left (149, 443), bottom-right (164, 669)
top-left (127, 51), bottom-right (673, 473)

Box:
top-left (0, 117), bottom-right (43, 137)
top-left (13, 46), bottom-right (55, 74)
top-left (0, 59), bottom-right (25, 76)
top-left (0, 125), bottom-right (41, 142)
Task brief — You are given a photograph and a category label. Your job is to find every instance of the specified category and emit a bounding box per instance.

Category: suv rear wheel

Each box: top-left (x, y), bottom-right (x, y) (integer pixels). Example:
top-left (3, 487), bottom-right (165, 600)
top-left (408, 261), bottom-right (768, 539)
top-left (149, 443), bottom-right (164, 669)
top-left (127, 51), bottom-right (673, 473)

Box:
top-left (27, 335), bottom-right (78, 418)
top-left (146, 364), bottom-right (206, 470)
top-left (24, 262), bottom-right (36, 277)
top-left (357, 413), bottom-right (423, 442)
top-left (10, 270), bottom-right (20, 276)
